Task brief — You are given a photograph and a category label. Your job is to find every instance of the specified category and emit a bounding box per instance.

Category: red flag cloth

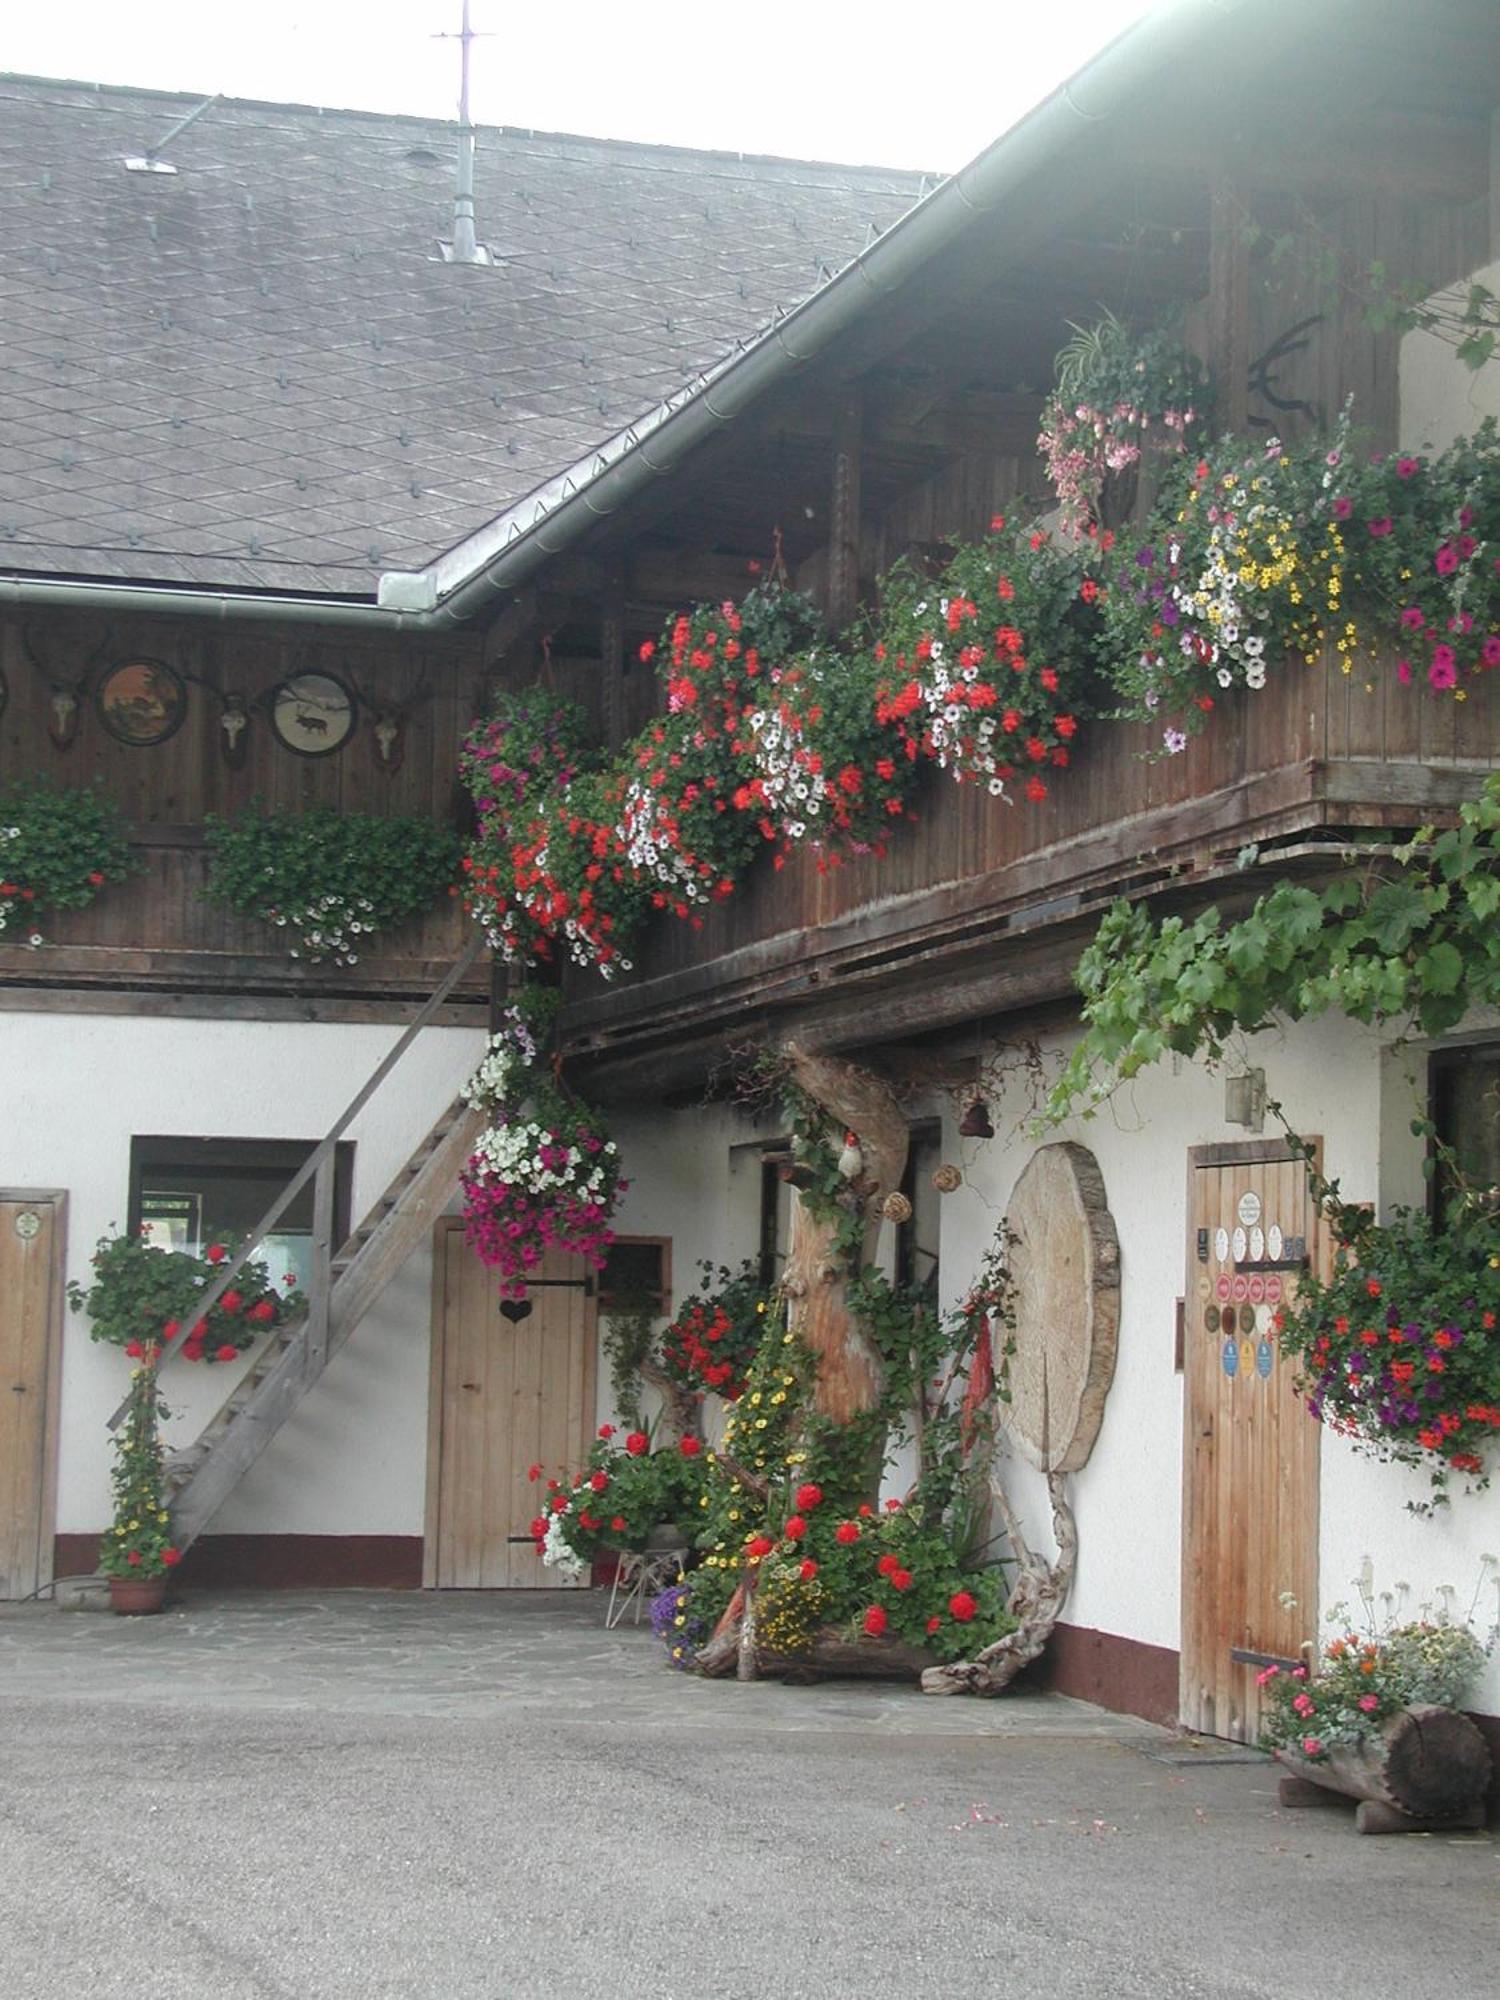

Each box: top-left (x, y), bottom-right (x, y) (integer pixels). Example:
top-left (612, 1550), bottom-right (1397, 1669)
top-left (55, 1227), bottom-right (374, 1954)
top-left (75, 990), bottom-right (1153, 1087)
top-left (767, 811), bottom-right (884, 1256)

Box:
top-left (960, 1311), bottom-right (994, 1448)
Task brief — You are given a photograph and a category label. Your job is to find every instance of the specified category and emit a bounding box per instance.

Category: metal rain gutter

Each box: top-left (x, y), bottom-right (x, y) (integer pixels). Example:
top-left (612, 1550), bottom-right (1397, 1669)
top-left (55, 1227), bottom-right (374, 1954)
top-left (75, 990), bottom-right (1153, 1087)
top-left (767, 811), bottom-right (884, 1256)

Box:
top-left (0, 572), bottom-right (410, 630)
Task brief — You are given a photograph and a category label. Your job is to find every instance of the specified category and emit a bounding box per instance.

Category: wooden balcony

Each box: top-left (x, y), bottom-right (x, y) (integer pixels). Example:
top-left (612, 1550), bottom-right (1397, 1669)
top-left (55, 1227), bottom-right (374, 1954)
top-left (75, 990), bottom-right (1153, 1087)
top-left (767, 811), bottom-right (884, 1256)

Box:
top-left (0, 825), bottom-right (485, 1018)
top-left (565, 652), bottom-right (1499, 1094)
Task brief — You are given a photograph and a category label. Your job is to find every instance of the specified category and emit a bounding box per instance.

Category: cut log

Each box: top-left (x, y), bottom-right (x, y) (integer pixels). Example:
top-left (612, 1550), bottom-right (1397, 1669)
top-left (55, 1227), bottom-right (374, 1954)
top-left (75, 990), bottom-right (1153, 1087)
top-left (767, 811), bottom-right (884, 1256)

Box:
top-left (698, 1627), bottom-right (935, 1683)
top-left (1274, 1706), bottom-right (1491, 1825)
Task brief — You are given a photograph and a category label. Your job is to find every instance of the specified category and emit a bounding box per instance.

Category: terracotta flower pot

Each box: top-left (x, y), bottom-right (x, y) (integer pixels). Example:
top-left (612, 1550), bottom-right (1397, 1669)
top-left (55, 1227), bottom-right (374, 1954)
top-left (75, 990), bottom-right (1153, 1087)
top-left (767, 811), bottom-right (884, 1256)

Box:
top-left (108, 1574), bottom-right (168, 1616)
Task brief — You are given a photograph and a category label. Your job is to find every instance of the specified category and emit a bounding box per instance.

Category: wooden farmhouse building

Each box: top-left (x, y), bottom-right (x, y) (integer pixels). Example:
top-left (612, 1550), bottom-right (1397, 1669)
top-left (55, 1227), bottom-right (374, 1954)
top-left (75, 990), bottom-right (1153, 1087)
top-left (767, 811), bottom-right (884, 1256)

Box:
top-left (3, 0), bottom-right (1499, 1745)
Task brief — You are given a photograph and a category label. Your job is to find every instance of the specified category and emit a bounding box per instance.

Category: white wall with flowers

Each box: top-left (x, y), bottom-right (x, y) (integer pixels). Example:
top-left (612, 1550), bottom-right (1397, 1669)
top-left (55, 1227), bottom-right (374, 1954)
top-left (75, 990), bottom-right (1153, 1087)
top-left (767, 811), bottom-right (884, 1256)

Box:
top-left (615, 1010), bottom-right (1500, 1721)
top-left (2, 1007), bottom-right (483, 1538)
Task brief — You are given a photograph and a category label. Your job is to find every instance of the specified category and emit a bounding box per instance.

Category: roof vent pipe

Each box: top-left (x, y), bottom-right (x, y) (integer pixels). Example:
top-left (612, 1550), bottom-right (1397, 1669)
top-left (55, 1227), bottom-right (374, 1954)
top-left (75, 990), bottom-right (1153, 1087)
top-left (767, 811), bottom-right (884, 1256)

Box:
top-left (440, 1), bottom-right (493, 265)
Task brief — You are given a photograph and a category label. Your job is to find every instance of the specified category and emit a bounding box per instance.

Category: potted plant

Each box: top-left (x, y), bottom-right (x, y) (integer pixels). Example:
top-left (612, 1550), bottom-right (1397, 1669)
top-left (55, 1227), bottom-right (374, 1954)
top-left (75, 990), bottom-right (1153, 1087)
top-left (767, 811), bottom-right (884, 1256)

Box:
top-left (70, 1229), bottom-right (303, 1365)
top-left (100, 1357), bottom-right (182, 1614)
top-left (1260, 1606), bottom-right (1494, 1830)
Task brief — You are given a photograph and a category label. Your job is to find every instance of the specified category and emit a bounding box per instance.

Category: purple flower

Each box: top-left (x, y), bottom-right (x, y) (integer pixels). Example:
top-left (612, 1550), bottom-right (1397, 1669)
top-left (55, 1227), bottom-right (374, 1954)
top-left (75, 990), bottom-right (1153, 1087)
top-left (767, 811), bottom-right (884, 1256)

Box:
top-left (1160, 601), bottom-right (1180, 627)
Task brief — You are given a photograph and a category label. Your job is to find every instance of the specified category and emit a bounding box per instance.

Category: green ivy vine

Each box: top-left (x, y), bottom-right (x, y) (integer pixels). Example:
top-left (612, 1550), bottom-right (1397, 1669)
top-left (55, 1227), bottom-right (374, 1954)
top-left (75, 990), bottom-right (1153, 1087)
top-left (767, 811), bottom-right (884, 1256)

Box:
top-left (1046, 772), bottom-right (1500, 1124)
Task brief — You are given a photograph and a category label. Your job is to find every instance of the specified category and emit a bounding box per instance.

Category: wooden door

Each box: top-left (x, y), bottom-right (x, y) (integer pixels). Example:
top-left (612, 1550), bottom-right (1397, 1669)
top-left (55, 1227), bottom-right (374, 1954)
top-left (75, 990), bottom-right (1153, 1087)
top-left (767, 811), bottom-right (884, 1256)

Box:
top-left (1180, 1145), bottom-right (1321, 1740)
top-left (425, 1221), bottom-right (596, 1589)
top-left (0, 1193), bottom-right (66, 1602)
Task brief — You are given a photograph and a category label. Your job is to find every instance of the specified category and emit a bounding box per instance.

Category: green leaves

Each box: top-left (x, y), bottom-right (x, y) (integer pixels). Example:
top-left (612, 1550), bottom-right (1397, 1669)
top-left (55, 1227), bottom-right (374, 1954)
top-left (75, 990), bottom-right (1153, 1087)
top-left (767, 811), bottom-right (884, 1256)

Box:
top-left (0, 778), bottom-right (132, 938)
top-left (206, 805), bottom-right (460, 964)
top-left (1047, 774), bottom-right (1500, 1123)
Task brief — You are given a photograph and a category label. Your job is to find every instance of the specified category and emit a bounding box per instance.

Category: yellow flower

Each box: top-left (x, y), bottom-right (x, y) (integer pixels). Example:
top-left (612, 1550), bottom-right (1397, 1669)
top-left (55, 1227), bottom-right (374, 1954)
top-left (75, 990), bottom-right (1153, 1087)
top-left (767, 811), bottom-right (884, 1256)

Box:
top-left (127, 1519), bottom-right (140, 1531)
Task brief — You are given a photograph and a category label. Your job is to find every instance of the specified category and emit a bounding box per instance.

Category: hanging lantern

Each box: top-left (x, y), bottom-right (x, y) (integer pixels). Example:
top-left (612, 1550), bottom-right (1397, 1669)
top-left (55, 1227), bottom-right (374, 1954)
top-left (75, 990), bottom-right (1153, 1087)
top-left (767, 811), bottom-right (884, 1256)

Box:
top-left (958, 1097), bottom-right (994, 1140)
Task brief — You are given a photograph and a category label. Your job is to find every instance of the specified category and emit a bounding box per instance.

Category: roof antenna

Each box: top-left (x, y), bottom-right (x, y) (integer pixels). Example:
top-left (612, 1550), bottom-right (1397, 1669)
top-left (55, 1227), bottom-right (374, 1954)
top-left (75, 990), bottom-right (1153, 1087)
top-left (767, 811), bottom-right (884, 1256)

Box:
top-left (436, 1), bottom-right (493, 264)
top-left (124, 92), bottom-right (222, 175)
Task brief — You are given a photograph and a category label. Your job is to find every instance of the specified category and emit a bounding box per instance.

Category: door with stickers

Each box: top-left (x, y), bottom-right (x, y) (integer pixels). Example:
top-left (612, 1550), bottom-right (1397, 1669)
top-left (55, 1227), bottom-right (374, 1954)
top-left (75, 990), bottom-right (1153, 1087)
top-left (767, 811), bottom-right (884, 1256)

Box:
top-left (1180, 1143), bottom-right (1322, 1741)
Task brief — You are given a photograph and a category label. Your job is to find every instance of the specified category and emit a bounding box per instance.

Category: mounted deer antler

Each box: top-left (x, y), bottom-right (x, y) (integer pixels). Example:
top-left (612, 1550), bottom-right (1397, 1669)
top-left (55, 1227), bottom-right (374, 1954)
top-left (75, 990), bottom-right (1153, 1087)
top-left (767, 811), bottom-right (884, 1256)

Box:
top-left (23, 617), bottom-right (112, 751)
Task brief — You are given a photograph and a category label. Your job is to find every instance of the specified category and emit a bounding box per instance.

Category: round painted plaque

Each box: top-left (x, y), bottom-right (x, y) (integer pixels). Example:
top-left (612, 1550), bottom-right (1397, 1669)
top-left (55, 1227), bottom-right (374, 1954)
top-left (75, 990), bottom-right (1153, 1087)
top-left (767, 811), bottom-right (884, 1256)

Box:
top-left (96, 657), bottom-right (187, 746)
top-left (1002, 1142), bottom-right (1120, 1473)
top-left (270, 671), bottom-right (357, 757)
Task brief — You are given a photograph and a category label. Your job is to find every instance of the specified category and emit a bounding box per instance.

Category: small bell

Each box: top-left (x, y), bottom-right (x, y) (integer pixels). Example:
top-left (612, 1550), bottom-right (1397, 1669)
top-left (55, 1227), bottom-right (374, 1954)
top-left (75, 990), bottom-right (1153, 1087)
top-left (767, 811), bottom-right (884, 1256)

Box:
top-left (958, 1097), bottom-right (994, 1140)
top-left (837, 1130), bottom-right (864, 1180)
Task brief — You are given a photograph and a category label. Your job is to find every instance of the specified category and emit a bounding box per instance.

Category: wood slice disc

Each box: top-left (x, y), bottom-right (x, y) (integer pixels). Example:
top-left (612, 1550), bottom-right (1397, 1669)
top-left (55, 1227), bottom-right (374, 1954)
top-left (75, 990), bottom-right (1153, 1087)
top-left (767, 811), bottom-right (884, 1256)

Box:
top-left (1003, 1142), bottom-right (1121, 1472)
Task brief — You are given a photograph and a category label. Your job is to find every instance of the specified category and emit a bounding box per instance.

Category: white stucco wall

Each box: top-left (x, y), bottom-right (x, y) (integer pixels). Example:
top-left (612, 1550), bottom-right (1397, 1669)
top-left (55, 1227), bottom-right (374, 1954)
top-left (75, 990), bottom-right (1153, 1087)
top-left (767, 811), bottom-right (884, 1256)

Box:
top-left (1, 1007), bottom-right (484, 1537)
top-left (1399, 255), bottom-right (1500, 455)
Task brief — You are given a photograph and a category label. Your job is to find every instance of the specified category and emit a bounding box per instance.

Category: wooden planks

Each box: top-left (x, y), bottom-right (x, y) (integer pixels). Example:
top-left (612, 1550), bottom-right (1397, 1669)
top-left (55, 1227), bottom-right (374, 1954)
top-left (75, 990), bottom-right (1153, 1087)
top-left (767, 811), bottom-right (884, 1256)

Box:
top-left (0, 1193), bottom-right (65, 1602)
top-left (426, 1229), bottom-right (597, 1590)
top-left (1180, 1146), bottom-right (1322, 1742)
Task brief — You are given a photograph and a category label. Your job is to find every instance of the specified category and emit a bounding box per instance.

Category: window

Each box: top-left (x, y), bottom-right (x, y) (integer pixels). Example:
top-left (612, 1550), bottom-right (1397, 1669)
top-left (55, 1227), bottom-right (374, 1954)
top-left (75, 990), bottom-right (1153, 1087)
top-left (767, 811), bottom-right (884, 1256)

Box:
top-left (599, 1236), bottom-right (672, 1315)
top-left (128, 1137), bottom-right (354, 1293)
top-left (1431, 1047), bottom-right (1500, 1222)
top-left (895, 1120), bottom-right (942, 1301)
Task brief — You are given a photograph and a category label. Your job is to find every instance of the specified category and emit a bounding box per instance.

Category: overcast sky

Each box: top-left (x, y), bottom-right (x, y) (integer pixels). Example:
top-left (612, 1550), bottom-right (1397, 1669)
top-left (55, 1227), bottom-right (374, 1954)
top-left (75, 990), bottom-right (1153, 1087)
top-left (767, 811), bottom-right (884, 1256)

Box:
top-left (1, 0), bottom-right (1152, 171)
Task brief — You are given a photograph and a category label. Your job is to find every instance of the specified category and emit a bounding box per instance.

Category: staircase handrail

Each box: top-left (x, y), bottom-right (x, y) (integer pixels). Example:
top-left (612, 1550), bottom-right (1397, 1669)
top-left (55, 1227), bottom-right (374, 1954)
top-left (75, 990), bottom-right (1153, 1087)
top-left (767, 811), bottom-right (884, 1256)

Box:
top-left (106, 925), bottom-right (485, 1429)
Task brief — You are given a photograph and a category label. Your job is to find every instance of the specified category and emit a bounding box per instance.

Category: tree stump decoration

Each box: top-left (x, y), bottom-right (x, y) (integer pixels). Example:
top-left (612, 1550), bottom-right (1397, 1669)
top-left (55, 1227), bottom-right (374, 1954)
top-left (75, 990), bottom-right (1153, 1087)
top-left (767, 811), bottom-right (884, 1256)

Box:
top-left (783, 1043), bottom-right (909, 1425)
top-left (1275, 1706), bottom-right (1493, 1833)
top-left (1004, 1142), bottom-right (1121, 1473)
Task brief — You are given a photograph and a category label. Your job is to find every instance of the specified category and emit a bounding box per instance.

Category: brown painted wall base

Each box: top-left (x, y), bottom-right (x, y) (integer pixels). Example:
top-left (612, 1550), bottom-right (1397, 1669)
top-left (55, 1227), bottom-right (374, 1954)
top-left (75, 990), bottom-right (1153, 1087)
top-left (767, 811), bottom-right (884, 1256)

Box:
top-left (1032, 1620), bottom-right (1182, 1728)
top-left (55, 1532), bottom-right (423, 1590)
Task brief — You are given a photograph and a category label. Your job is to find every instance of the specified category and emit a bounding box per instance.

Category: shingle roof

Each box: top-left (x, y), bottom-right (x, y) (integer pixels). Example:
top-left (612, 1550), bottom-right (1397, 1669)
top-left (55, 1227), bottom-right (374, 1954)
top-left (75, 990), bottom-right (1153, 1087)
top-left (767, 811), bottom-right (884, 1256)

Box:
top-left (0, 76), bottom-right (924, 595)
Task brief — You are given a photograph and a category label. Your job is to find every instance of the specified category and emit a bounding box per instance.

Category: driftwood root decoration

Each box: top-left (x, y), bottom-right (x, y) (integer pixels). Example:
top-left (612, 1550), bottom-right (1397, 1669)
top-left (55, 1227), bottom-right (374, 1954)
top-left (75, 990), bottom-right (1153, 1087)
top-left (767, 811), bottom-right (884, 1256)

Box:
top-left (921, 1470), bottom-right (1077, 1697)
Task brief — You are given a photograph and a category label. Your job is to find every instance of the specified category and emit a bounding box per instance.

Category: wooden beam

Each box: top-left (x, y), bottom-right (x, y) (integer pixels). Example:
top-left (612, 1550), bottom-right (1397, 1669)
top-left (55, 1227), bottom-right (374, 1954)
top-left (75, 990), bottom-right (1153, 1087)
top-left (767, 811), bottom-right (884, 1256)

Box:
top-left (599, 560), bottom-right (626, 748)
top-left (1210, 178), bottom-right (1251, 435)
top-left (827, 393), bottom-right (863, 627)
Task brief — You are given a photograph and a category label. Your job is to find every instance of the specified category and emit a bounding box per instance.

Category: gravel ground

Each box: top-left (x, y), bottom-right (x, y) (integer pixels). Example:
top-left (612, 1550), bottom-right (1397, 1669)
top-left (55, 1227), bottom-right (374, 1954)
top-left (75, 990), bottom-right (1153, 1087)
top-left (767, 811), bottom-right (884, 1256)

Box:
top-left (1, 1591), bottom-right (1495, 1999)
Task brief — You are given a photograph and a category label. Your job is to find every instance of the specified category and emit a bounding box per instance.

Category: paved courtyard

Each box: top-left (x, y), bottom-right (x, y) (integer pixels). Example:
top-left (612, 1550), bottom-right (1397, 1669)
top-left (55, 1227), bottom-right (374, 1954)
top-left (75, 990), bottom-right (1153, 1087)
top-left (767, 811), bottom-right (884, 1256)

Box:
top-left (1, 1590), bottom-right (1495, 1999)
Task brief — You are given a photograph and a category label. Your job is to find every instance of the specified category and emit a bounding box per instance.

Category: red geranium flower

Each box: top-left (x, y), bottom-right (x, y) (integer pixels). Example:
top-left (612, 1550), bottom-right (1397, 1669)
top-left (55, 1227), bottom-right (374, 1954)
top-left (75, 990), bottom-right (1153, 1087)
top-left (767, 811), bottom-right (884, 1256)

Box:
top-left (784, 1515), bottom-right (807, 1540)
top-left (795, 1482), bottom-right (823, 1511)
top-left (625, 1431), bottom-right (649, 1456)
top-left (835, 1521), bottom-right (861, 1545)
top-left (589, 1470), bottom-right (609, 1493)
top-left (746, 1535), bottom-right (774, 1562)
top-left (863, 1605), bottom-right (888, 1638)
top-left (679, 1435), bottom-right (703, 1457)
top-left (215, 1344), bottom-right (239, 1363)
top-left (162, 1548), bottom-right (181, 1567)
top-left (949, 1591), bottom-right (978, 1623)
top-left (598, 1423), bottom-right (616, 1439)
top-left (799, 1559), bottom-right (819, 1581)
top-left (205, 1244), bottom-right (227, 1265)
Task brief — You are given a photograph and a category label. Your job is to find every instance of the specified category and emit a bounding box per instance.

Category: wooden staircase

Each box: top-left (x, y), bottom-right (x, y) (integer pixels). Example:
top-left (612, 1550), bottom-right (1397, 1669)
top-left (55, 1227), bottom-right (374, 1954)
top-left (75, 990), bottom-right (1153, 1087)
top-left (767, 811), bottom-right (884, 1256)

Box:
top-left (165, 1094), bottom-right (484, 1549)
top-left (104, 929), bottom-right (488, 1558)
